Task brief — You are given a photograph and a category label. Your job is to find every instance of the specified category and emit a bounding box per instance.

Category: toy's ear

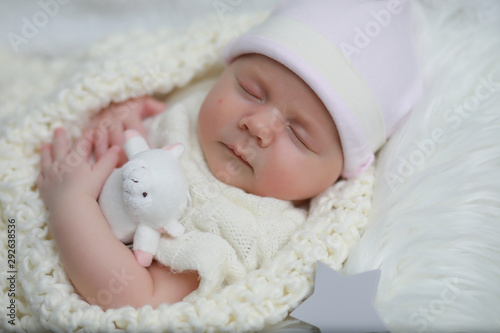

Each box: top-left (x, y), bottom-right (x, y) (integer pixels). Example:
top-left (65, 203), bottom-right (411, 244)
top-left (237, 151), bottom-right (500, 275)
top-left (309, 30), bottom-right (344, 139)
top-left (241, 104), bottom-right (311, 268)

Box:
top-left (162, 142), bottom-right (184, 159)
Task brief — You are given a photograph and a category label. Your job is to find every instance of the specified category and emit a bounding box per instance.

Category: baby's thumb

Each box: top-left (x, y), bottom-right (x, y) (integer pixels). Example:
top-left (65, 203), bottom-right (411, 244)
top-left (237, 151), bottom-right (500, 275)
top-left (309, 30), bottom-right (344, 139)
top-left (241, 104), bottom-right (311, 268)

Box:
top-left (95, 146), bottom-right (121, 182)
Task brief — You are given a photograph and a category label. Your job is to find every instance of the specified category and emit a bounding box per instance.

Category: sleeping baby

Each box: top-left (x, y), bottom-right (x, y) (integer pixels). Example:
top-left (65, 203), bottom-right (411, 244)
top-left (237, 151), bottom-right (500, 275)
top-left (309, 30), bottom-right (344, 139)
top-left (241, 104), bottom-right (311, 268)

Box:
top-left (37, 0), bottom-right (422, 309)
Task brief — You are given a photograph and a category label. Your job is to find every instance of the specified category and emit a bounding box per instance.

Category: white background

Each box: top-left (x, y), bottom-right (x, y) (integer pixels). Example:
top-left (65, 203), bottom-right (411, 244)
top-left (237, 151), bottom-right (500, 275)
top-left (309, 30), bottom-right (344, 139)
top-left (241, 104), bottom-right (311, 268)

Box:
top-left (0, 0), bottom-right (277, 57)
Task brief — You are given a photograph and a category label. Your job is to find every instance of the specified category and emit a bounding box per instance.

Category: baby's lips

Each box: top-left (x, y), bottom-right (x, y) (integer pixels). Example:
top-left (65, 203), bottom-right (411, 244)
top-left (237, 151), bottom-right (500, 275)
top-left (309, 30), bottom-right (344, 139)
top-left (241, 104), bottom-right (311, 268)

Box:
top-left (228, 143), bottom-right (253, 170)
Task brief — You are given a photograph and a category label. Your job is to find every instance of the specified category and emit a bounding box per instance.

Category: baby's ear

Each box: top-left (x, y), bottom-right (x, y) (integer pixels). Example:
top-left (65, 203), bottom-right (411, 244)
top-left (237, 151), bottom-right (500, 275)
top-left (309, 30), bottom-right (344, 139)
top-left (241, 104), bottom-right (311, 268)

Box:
top-left (162, 142), bottom-right (184, 159)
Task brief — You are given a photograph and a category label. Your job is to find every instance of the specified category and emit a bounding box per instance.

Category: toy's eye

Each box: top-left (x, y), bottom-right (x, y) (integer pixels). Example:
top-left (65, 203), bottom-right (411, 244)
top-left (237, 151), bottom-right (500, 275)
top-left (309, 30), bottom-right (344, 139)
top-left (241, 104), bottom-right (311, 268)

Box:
top-left (143, 192), bottom-right (148, 197)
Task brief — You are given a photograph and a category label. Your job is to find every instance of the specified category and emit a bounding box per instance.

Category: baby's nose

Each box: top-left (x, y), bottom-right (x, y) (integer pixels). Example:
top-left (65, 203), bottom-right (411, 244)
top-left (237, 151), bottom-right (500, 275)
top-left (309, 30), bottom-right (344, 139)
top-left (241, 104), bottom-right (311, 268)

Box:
top-left (239, 108), bottom-right (284, 147)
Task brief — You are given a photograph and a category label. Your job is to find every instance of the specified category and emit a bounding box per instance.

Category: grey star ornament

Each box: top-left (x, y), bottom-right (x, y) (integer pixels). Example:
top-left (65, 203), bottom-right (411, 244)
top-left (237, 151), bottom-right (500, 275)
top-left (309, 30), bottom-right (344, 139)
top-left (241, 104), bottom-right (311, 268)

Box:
top-left (290, 261), bottom-right (389, 333)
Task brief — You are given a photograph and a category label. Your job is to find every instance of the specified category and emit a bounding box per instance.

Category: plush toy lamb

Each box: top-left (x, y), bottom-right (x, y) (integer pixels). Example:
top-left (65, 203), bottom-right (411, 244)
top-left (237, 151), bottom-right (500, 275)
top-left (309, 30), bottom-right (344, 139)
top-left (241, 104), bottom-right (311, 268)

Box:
top-left (98, 129), bottom-right (190, 267)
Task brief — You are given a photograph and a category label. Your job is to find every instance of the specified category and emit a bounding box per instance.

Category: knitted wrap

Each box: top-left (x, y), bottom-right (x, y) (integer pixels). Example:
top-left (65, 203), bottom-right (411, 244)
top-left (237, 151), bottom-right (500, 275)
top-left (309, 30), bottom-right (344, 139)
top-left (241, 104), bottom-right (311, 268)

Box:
top-left (0, 14), bottom-right (374, 331)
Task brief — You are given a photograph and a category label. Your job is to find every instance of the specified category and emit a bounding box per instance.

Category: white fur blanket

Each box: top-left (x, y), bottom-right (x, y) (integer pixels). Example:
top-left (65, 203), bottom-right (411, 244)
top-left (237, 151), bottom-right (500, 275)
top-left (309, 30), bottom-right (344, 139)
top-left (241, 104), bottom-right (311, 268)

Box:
top-left (343, 1), bottom-right (500, 332)
top-left (1, 1), bottom-right (499, 331)
top-left (0, 13), bottom-right (374, 332)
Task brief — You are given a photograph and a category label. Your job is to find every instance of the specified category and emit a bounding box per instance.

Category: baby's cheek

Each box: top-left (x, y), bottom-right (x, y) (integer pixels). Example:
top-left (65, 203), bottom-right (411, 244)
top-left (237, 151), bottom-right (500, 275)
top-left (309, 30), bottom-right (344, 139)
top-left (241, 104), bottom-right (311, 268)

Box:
top-left (258, 148), bottom-right (330, 200)
top-left (256, 163), bottom-right (302, 198)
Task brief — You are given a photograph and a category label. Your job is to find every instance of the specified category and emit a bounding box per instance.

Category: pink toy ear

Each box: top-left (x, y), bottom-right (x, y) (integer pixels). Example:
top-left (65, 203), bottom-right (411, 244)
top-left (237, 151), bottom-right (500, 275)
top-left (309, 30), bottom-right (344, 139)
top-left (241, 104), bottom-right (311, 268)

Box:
top-left (124, 129), bottom-right (140, 141)
top-left (162, 142), bottom-right (184, 159)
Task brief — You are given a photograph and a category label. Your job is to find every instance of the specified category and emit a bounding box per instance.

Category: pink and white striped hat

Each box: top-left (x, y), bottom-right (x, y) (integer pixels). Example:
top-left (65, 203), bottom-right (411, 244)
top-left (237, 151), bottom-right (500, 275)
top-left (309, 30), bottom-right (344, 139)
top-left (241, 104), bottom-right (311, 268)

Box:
top-left (223, 0), bottom-right (423, 178)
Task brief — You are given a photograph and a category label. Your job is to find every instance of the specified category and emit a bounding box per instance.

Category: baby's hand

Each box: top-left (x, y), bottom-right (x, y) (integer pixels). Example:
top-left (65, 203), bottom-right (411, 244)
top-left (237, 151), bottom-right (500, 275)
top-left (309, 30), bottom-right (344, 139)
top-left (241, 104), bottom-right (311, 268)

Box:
top-left (88, 96), bottom-right (166, 166)
top-left (37, 128), bottom-right (121, 210)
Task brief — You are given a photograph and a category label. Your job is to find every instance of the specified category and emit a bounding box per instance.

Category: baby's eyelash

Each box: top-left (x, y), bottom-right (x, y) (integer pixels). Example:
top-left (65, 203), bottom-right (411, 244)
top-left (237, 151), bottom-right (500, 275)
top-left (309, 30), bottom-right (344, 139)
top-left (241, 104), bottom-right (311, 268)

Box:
top-left (238, 80), bottom-right (261, 101)
top-left (286, 124), bottom-right (309, 149)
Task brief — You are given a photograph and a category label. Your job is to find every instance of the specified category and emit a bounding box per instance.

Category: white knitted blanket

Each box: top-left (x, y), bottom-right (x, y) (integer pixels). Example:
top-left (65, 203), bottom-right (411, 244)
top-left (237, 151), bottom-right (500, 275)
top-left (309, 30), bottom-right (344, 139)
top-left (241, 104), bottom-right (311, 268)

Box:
top-left (147, 79), bottom-right (307, 297)
top-left (0, 14), bottom-right (374, 331)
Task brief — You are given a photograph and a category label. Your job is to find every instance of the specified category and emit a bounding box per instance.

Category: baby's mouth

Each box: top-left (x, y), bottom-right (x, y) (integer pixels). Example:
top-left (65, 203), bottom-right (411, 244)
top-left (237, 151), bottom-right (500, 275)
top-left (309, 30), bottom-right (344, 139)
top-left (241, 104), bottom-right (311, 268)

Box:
top-left (224, 143), bottom-right (253, 170)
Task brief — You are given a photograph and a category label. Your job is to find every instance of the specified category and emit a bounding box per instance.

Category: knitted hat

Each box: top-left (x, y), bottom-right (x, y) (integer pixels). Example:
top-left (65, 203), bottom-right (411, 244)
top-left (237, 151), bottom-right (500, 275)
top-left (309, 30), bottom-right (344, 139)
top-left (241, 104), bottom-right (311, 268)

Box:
top-left (223, 0), bottom-right (423, 178)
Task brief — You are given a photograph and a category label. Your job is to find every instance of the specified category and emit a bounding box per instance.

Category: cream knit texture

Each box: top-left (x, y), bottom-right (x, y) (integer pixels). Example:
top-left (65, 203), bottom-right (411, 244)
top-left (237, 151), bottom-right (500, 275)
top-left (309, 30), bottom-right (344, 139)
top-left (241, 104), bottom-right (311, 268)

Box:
top-left (0, 13), bottom-right (374, 331)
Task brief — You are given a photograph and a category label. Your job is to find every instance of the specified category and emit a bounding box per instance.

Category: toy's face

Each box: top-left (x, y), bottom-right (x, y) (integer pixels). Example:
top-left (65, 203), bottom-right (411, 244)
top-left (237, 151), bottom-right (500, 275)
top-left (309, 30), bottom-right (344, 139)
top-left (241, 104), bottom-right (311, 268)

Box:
top-left (122, 158), bottom-right (153, 215)
top-left (197, 54), bottom-right (343, 202)
top-left (121, 151), bottom-right (188, 224)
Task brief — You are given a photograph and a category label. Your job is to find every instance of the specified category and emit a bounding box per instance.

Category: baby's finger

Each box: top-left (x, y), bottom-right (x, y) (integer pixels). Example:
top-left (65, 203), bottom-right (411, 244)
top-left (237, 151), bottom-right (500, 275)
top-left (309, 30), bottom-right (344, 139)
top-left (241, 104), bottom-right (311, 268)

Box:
top-left (40, 143), bottom-right (53, 175)
top-left (142, 97), bottom-right (167, 117)
top-left (114, 99), bottom-right (140, 121)
top-left (123, 111), bottom-right (146, 137)
top-left (52, 128), bottom-right (69, 160)
top-left (94, 146), bottom-right (121, 183)
top-left (109, 121), bottom-right (125, 148)
top-left (116, 152), bottom-right (128, 168)
top-left (94, 130), bottom-right (110, 162)
top-left (36, 172), bottom-right (44, 185)
top-left (74, 130), bottom-right (93, 161)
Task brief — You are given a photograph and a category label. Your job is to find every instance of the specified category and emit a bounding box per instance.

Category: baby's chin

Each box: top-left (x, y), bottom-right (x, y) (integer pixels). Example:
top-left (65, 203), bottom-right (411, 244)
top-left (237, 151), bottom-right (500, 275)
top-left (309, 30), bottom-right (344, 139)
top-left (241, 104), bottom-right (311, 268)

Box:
top-left (211, 170), bottom-right (313, 206)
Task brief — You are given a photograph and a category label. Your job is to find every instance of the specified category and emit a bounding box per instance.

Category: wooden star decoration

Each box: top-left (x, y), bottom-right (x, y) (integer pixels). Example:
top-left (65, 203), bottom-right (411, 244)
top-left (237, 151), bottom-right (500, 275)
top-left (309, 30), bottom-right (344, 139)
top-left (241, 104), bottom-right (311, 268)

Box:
top-left (290, 261), bottom-right (389, 333)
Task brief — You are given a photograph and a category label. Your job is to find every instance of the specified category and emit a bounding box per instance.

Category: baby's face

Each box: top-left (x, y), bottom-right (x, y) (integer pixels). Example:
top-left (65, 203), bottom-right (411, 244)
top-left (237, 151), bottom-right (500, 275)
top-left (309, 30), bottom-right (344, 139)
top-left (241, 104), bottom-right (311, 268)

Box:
top-left (197, 54), bottom-right (343, 201)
